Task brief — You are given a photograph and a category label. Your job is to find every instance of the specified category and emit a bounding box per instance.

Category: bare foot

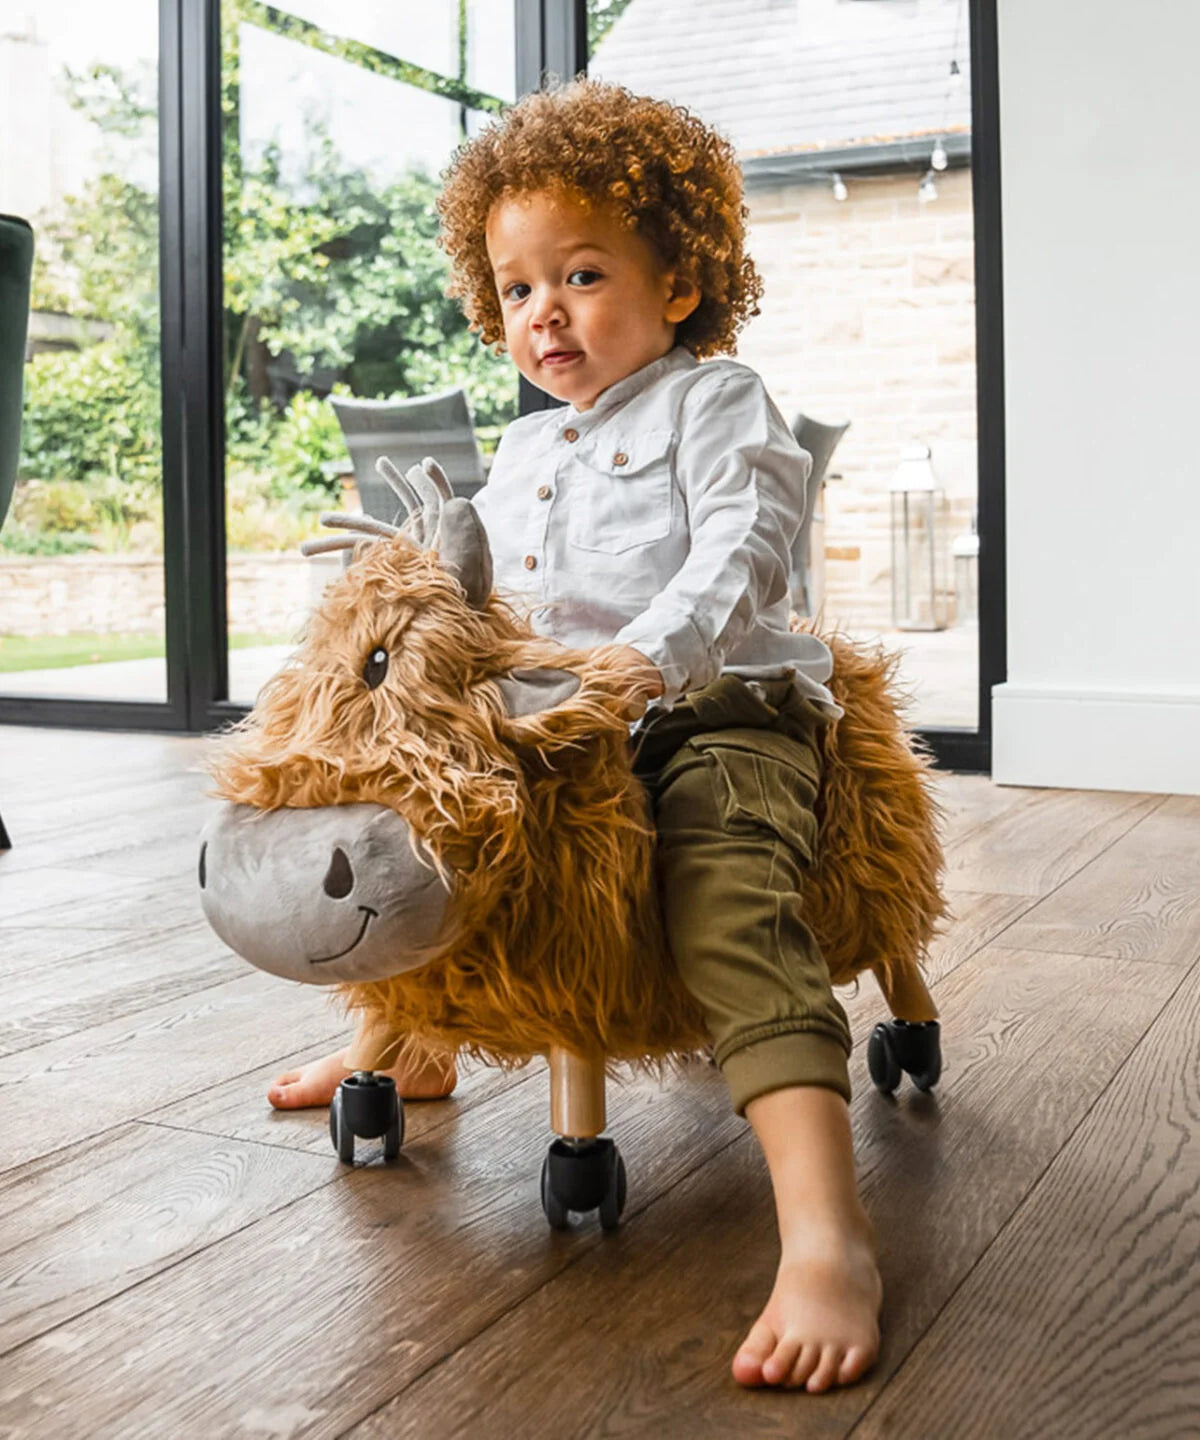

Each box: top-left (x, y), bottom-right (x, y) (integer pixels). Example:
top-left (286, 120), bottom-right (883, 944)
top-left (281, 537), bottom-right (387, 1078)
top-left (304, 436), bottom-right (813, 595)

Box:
top-left (268, 1048), bottom-right (457, 1109)
top-left (731, 1216), bottom-right (881, 1392)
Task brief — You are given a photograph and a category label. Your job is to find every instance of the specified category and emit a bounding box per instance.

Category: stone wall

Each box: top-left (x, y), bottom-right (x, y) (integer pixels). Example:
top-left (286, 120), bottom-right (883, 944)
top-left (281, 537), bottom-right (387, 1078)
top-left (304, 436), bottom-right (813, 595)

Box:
top-left (0, 552), bottom-right (341, 638)
top-left (738, 166), bottom-right (979, 631)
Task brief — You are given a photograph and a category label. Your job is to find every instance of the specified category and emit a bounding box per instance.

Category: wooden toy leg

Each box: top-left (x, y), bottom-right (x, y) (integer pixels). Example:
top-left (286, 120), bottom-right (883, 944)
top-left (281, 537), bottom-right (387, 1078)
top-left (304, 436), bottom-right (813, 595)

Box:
top-left (549, 1044), bottom-right (606, 1139)
top-left (541, 1047), bottom-right (626, 1232)
top-left (867, 964), bottom-right (942, 1096)
top-left (872, 961), bottom-right (939, 1024)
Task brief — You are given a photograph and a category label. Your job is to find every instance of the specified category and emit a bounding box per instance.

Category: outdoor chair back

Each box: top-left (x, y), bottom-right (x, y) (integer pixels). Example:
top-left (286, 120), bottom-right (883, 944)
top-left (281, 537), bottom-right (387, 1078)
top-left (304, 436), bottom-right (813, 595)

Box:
top-left (332, 389), bottom-right (486, 525)
top-left (789, 411), bottom-right (850, 618)
top-left (0, 214), bottom-right (33, 534)
top-left (0, 212), bottom-right (34, 850)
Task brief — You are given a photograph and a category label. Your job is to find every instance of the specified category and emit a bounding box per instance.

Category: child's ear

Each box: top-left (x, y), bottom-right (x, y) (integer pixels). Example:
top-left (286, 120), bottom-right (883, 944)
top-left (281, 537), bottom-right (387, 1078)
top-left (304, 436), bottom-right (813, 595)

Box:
top-left (665, 271), bottom-right (701, 325)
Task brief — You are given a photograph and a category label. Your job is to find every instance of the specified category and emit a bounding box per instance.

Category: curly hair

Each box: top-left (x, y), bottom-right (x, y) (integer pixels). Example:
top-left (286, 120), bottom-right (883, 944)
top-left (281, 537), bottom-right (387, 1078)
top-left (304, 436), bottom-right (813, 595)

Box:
top-left (435, 75), bottom-right (764, 360)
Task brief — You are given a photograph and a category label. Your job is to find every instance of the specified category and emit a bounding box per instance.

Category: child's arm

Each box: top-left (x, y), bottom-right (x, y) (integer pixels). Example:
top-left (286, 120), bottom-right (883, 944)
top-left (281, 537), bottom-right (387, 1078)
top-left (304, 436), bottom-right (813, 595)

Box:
top-left (612, 366), bottom-right (811, 707)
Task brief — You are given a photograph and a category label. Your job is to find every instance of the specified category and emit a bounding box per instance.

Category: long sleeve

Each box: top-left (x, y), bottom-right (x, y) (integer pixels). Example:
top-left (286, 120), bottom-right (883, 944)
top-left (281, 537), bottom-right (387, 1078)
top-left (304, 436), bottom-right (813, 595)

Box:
top-left (613, 367), bottom-right (812, 707)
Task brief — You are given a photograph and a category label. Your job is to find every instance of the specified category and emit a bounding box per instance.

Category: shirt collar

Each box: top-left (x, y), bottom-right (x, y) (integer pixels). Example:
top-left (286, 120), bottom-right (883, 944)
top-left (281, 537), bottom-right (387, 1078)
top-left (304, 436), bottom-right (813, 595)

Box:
top-left (560, 345), bottom-right (697, 430)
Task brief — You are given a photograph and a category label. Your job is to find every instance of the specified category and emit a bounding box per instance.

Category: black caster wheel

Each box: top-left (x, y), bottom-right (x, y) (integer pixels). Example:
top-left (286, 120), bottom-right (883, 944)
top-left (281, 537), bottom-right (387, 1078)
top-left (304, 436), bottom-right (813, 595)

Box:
top-left (598, 1152), bottom-right (627, 1232)
top-left (867, 1023), bottom-right (902, 1095)
top-left (540, 1138), bottom-right (626, 1231)
top-left (868, 1020), bottom-right (942, 1095)
top-left (330, 1072), bottom-right (403, 1164)
top-left (540, 1154), bottom-right (570, 1230)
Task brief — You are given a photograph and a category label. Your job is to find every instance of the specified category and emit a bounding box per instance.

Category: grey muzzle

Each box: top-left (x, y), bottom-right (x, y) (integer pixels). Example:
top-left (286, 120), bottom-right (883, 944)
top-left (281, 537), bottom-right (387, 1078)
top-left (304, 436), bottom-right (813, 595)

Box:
top-left (198, 802), bottom-right (453, 985)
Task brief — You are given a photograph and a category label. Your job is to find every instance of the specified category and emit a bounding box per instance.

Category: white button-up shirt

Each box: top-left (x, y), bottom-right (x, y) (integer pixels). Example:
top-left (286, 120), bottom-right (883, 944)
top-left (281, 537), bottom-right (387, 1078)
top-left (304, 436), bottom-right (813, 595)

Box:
top-left (472, 344), bottom-right (842, 718)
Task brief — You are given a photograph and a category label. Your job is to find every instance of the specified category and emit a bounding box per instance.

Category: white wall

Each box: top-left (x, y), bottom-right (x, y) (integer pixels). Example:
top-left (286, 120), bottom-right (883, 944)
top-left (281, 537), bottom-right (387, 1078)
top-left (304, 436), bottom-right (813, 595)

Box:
top-left (993, 0), bottom-right (1200, 794)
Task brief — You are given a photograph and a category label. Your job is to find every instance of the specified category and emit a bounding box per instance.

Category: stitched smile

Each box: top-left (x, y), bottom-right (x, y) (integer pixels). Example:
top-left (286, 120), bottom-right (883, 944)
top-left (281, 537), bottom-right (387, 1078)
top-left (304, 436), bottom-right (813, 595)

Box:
top-left (309, 906), bottom-right (378, 964)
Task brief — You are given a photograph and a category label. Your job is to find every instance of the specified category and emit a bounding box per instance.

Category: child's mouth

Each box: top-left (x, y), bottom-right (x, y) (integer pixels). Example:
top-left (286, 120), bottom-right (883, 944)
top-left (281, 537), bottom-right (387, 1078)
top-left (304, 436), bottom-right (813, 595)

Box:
top-left (541, 350), bottom-right (583, 367)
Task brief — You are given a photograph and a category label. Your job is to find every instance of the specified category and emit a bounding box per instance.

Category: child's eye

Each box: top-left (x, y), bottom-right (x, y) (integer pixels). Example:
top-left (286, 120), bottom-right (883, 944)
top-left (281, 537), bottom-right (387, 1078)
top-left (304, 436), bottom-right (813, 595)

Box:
top-left (501, 270), bottom-right (600, 302)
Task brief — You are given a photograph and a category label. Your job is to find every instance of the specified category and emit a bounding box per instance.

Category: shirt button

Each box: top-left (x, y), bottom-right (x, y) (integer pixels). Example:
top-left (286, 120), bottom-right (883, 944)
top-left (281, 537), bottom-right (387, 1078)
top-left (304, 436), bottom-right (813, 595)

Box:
top-left (612, 451), bottom-right (628, 467)
top-left (537, 485), bottom-right (552, 501)
top-left (524, 554), bottom-right (538, 570)
top-left (563, 427), bottom-right (579, 442)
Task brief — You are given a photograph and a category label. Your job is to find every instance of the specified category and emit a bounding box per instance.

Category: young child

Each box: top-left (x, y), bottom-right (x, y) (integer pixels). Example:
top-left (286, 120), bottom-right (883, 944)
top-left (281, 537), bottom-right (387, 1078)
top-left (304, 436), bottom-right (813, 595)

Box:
top-left (269, 76), bottom-right (881, 1394)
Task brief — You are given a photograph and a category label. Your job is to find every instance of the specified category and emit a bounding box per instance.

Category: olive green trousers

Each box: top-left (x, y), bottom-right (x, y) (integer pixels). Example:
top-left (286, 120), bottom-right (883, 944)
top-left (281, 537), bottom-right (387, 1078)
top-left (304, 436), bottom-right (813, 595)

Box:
top-left (632, 674), bottom-right (852, 1113)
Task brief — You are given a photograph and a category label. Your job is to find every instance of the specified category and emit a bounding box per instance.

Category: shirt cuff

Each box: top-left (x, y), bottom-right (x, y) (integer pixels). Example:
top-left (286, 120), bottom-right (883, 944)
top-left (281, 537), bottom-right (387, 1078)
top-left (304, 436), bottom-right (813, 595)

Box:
top-left (613, 612), bottom-right (717, 708)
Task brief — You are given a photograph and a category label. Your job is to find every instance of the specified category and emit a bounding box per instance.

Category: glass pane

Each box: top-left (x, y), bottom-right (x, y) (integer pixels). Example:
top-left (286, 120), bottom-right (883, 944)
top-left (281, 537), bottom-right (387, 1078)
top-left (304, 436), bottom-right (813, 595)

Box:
top-left (0, 4), bottom-right (166, 702)
top-left (219, 1), bottom-right (518, 706)
top-left (589, 0), bottom-right (979, 730)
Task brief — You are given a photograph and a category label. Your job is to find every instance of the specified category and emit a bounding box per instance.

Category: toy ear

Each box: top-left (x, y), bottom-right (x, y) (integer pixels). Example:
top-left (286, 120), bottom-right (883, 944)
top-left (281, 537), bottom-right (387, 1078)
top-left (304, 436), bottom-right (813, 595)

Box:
top-left (494, 667), bottom-right (582, 718)
top-left (435, 493), bottom-right (493, 610)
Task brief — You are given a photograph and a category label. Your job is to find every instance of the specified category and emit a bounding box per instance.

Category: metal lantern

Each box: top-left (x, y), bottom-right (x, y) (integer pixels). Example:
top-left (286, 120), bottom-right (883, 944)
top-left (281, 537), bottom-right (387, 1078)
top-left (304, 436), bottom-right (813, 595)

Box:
top-left (889, 443), bottom-right (948, 631)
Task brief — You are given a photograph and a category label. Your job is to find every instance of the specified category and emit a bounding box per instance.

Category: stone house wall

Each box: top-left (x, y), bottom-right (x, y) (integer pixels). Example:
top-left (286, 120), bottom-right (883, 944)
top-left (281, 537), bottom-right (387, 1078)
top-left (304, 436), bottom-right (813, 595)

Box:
top-left (737, 165), bottom-right (979, 632)
top-left (0, 553), bottom-right (339, 639)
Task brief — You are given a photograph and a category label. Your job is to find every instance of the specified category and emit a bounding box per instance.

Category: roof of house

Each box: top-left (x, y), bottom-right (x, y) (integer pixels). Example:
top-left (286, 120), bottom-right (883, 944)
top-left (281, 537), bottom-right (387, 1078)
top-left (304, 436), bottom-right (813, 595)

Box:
top-left (589, 0), bottom-right (972, 165)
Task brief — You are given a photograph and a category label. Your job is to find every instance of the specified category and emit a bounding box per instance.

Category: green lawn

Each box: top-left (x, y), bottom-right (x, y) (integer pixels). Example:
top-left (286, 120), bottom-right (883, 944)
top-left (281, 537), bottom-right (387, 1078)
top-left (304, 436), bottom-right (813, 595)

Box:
top-left (0, 632), bottom-right (292, 673)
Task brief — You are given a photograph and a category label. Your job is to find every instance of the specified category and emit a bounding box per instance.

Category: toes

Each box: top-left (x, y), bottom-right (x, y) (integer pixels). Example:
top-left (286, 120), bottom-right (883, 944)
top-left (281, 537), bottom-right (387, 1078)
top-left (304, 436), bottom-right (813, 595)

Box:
top-left (731, 1319), bottom-right (776, 1387)
top-left (761, 1332), bottom-right (803, 1387)
top-left (786, 1342), bottom-right (822, 1389)
top-left (837, 1344), bottom-right (876, 1387)
top-left (267, 1080), bottom-right (305, 1109)
top-left (805, 1344), bottom-right (842, 1394)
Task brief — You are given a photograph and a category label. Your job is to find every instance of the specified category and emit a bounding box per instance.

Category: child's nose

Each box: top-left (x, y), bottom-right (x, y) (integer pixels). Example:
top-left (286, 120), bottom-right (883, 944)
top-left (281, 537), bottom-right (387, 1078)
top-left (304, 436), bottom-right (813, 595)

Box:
top-left (530, 289), bottom-right (567, 329)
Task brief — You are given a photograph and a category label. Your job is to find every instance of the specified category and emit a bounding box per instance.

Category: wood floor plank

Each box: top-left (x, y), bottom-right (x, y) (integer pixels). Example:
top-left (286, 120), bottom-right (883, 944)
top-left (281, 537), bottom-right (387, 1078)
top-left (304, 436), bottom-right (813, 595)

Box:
top-left (855, 959), bottom-right (1200, 1440)
top-left (0, 864), bottom-right (154, 926)
top-left (347, 948), bottom-right (1176, 1440)
top-left (148, 1048), bottom-right (543, 1157)
top-left (0, 1059), bottom-right (740, 1439)
top-left (994, 794), bottom-right (1200, 969)
top-left (0, 974), bottom-right (345, 1174)
top-left (0, 868), bottom-right (205, 933)
top-left (932, 772), bottom-right (1041, 849)
top-left (0, 1122), bottom-right (338, 1354)
top-left (0, 924), bottom-right (241, 1057)
top-left (0, 925), bottom-right (150, 980)
top-left (0, 772), bottom-right (207, 870)
top-left (944, 788), bottom-right (1162, 896)
top-left (838, 889), bottom-right (1039, 1038)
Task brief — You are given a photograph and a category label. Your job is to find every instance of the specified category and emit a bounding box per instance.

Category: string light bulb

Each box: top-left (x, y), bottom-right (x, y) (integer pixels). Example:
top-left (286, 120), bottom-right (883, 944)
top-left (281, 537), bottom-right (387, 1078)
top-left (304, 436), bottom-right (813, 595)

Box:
top-left (831, 172), bottom-right (848, 202)
top-left (918, 170), bottom-right (938, 204)
top-left (931, 136), bottom-right (948, 171)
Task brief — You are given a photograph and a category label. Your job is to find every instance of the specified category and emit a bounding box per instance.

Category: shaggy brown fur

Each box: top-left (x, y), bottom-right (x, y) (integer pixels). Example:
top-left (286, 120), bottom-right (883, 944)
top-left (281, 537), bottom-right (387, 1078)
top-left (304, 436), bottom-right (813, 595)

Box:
top-left (210, 533), bottom-right (946, 1070)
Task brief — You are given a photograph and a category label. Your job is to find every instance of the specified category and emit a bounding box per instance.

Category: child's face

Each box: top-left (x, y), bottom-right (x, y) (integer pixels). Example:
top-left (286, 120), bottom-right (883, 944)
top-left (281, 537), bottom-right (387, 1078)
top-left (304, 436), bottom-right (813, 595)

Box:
top-left (485, 186), bottom-right (700, 411)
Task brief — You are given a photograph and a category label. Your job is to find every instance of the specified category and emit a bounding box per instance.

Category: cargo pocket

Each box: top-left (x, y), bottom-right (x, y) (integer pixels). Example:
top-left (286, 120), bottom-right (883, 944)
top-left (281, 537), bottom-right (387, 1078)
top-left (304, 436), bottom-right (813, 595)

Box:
top-left (691, 728), bottom-right (820, 865)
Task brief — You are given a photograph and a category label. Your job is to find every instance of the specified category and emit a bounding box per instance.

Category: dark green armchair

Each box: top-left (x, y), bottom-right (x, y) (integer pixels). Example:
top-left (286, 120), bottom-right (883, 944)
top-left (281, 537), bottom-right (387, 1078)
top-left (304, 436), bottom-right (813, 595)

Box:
top-left (0, 213), bottom-right (34, 850)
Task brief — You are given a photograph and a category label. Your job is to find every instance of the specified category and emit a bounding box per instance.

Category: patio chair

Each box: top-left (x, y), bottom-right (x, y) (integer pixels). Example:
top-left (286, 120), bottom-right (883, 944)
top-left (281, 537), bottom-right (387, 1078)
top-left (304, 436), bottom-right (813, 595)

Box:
top-left (789, 412), bottom-right (851, 618)
top-left (0, 213), bottom-right (35, 851)
top-left (331, 388), bottom-right (486, 527)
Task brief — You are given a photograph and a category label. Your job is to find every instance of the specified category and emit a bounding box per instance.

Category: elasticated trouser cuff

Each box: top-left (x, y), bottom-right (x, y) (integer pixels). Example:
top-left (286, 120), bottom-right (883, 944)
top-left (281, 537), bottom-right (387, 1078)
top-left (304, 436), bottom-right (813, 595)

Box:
top-left (720, 1028), bottom-right (852, 1115)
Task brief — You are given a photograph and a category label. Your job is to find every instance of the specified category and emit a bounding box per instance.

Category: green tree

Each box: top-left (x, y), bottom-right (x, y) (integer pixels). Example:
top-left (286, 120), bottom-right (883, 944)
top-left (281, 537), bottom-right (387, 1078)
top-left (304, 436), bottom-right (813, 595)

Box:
top-left (21, 14), bottom-right (517, 546)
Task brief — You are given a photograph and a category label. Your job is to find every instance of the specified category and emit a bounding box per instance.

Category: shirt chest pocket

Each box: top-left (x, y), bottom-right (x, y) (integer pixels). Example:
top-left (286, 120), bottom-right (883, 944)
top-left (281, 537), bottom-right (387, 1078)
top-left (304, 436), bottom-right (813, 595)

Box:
top-left (565, 428), bottom-right (676, 556)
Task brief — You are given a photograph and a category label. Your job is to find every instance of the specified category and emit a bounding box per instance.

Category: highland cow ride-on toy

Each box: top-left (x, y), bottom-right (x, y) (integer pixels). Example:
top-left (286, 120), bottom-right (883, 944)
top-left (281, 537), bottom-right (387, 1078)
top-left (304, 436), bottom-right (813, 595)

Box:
top-left (199, 457), bottom-right (946, 1230)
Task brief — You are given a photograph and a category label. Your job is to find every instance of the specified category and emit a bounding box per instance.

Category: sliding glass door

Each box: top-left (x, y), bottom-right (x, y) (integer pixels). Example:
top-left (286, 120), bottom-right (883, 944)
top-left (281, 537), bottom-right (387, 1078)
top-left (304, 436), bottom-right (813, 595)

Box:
top-left (0, 2), bottom-right (168, 707)
top-left (216, 1), bottom-right (519, 707)
top-left (587, 0), bottom-right (994, 742)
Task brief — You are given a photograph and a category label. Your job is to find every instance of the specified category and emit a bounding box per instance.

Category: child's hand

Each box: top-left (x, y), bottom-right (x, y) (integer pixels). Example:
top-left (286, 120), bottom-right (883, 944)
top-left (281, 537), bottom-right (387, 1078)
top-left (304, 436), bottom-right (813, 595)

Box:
top-left (609, 644), bottom-right (665, 717)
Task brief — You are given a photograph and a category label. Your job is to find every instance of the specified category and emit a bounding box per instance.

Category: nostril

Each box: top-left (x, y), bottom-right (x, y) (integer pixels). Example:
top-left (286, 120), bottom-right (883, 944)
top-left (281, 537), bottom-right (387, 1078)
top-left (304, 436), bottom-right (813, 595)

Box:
top-left (323, 847), bottom-right (354, 900)
top-left (198, 841), bottom-right (207, 890)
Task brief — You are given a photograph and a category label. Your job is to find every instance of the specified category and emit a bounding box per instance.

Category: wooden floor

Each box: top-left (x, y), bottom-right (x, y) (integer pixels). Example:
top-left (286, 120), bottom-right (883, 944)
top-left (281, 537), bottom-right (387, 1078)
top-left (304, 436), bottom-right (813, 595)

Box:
top-left (0, 725), bottom-right (1197, 1439)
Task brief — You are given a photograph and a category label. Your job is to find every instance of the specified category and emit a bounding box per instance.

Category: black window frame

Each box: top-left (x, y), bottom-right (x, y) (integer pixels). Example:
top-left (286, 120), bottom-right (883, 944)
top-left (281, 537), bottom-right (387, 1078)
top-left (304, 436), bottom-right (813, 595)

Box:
top-left (0, 0), bottom-right (1003, 773)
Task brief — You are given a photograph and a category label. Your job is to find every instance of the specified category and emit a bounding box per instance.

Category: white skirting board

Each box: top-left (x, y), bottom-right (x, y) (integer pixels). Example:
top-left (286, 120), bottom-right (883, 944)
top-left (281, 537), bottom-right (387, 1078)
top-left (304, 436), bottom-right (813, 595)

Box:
top-left (992, 683), bottom-right (1200, 796)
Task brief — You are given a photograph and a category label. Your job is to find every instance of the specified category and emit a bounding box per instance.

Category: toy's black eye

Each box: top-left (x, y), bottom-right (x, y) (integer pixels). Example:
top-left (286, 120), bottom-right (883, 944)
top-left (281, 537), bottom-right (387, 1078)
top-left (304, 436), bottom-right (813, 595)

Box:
top-left (363, 647), bottom-right (389, 689)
